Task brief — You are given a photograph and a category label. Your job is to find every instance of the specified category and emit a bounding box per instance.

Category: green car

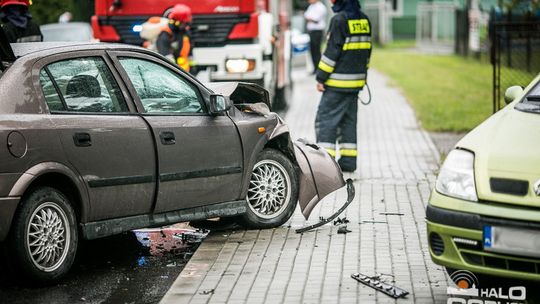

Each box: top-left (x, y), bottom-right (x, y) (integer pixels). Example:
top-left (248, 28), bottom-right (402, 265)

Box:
top-left (427, 75), bottom-right (540, 282)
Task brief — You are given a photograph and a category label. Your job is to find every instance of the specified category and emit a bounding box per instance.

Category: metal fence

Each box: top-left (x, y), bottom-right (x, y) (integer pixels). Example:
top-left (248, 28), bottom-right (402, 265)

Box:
top-left (364, 1), bottom-right (393, 45)
top-left (416, 2), bottom-right (457, 54)
top-left (491, 22), bottom-right (540, 112)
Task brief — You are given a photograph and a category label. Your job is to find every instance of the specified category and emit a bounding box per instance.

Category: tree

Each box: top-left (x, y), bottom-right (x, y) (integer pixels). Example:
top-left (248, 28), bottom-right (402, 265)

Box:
top-left (30, 0), bottom-right (74, 25)
top-left (29, 0), bottom-right (93, 25)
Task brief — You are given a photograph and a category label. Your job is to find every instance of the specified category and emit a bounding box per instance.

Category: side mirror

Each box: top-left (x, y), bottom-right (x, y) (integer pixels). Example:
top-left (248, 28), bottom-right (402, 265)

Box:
top-left (208, 94), bottom-right (231, 115)
top-left (504, 86), bottom-right (524, 105)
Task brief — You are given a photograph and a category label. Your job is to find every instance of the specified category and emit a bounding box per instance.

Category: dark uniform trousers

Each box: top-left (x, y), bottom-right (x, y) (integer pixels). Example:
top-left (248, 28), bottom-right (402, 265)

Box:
top-left (315, 10), bottom-right (371, 173)
top-left (315, 89), bottom-right (358, 172)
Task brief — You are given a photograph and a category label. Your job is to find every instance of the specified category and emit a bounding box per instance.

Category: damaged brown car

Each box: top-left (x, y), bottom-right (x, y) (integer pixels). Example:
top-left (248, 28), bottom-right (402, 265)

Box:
top-left (0, 36), bottom-right (352, 283)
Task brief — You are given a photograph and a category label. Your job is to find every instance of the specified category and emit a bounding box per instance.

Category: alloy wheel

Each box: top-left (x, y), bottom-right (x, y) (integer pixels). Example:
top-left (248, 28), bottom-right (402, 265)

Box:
top-left (247, 159), bottom-right (292, 219)
top-left (26, 202), bottom-right (71, 272)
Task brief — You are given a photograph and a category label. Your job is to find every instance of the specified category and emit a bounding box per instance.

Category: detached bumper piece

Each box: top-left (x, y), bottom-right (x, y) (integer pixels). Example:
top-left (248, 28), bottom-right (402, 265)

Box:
top-left (295, 179), bottom-right (355, 233)
top-left (351, 273), bottom-right (409, 299)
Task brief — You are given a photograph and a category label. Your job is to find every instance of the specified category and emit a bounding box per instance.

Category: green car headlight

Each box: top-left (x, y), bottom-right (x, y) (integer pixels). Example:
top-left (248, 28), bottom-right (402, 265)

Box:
top-left (435, 149), bottom-right (478, 202)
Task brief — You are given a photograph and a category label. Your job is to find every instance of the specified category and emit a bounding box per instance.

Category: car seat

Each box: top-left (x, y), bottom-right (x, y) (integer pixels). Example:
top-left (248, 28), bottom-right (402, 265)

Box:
top-left (65, 74), bottom-right (103, 112)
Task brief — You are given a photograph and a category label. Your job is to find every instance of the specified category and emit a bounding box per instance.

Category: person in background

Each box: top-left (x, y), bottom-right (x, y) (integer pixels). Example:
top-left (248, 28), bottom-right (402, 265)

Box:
top-left (140, 16), bottom-right (168, 50)
top-left (0, 0), bottom-right (42, 43)
top-left (156, 4), bottom-right (193, 73)
top-left (315, 0), bottom-right (371, 174)
top-left (304, 0), bottom-right (326, 74)
top-left (257, 0), bottom-right (274, 57)
top-left (58, 11), bottom-right (72, 23)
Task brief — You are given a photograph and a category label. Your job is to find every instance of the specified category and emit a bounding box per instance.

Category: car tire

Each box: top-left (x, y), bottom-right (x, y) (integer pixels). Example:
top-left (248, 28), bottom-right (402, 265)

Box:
top-left (7, 187), bottom-right (78, 284)
top-left (239, 148), bottom-right (299, 229)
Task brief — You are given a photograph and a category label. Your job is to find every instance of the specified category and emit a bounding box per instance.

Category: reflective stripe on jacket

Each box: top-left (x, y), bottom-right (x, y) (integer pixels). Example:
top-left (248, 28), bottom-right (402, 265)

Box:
top-left (316, 11), bottom-right (372, 93)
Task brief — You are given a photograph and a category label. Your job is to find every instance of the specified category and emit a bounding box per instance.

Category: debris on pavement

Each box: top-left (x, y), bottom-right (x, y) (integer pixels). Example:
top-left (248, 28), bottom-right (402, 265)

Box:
top-left (296, 179), bottom-right (355, 233)
top-left (199, 289), bottom-right (215, 295)
top-left (359, 220), bottom-right (388, 224)
top-left (134, 227), bottom-right (208, 256)
top-left (337, 225), bottom-right (352, 234)
top-left (333, 217), bottom-right (350, 225)
top-left (351, 273), bottom-right (409, 299)
top-left (379, 212), bottom-right (405, 216)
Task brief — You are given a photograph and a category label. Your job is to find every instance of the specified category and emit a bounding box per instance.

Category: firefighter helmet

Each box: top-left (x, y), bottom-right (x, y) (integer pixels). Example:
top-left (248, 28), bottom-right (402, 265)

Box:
top-left (168, 4), bottom-right (192, 23)
top-left (0, 0), bottom-right (30, 7)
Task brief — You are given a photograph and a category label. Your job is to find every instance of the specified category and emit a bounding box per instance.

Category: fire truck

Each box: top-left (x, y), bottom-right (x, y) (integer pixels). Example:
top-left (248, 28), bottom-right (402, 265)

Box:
top-left (92, 0), bottom-right (293, 109)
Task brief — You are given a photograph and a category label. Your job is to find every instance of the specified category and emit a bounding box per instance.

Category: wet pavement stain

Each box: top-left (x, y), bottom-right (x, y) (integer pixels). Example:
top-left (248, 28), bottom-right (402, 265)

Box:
top-left (0, 224), bottom-right (208, 304)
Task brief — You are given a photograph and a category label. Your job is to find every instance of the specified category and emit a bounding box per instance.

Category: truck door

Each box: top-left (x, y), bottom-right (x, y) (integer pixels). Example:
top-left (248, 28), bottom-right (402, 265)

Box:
top-left (110, 52), bottom-right (243, 214)
top-left (37, 52), bottom-right (156, 221)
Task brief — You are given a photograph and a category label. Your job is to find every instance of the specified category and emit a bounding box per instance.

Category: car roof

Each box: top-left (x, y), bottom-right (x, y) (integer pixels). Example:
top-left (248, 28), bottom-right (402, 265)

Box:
top-left (40, 22), bottom-right (92, 30)
top-left (10, 42), bottom-right (145, 58)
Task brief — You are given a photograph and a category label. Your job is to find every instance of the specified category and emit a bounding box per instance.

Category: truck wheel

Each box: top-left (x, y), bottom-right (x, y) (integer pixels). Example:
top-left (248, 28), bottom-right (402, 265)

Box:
top-left (7, 187), bottom-right (78, 284)
top-left (240, 149), bottom-right (299, 229)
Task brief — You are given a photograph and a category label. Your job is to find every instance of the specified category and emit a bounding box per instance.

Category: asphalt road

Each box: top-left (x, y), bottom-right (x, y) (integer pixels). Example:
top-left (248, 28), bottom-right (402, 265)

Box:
top-left (0, 225), bottom-right (207, 304)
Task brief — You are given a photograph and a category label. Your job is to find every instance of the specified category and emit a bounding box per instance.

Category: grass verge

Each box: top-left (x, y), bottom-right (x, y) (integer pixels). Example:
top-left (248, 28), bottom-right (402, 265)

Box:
top-left (371, 48), bottom-right (536, 132)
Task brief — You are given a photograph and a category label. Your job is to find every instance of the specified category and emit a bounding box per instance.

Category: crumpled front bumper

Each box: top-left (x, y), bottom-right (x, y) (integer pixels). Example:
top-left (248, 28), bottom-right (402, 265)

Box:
top-left (293, 139), bottom-right (348, 219)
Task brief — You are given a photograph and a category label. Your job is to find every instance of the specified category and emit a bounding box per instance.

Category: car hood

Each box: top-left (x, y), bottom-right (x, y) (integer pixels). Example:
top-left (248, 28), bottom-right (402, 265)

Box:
top-left (206, 82), bottom-right (272, 109)
top-left (457, 107), bottom-right (540, 207)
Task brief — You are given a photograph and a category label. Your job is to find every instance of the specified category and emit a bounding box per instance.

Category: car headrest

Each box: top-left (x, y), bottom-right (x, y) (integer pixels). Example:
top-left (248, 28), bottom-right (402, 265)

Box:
top-left (66, 75), bottom-right (101, 98)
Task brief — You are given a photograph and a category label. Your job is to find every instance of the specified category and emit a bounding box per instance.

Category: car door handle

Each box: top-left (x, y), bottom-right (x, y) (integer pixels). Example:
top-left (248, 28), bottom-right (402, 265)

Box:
top-left (73, 132), bottom-right (92, 147)
top-left (159, 131), bottom-right (176, 145)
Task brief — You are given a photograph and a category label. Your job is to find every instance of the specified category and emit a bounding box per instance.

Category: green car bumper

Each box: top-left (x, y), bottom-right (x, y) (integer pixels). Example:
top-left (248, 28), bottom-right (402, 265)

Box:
top-left (427, 203), bottom-right (540, 282)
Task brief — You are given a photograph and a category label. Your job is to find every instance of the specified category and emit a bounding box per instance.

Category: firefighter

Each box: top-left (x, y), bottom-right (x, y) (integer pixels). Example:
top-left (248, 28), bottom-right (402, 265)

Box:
top-left (314, 0), bottom-right (371, 173)
top-left (0, 0), bottom-right (42, 43)
top-left (156, 4), bottom-right (192, 72)
top-left (140, 16), bottom-right (168, 50)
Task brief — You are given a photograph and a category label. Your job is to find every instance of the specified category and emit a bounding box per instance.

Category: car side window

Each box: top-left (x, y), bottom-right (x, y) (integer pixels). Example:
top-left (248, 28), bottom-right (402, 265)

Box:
top-left (39, 70), bottom-right (64, 111)
top-left (39, 57), bottom-right (128, 113)
top-left (118, 57), bottom-right (202, 114)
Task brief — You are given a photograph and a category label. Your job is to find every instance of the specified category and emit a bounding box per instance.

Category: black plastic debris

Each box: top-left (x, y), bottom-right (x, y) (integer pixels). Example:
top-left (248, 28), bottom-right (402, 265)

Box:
top-left (200, 289), bottom-right (215, 295)
top-left (296, 179), bottom-right (355, 233)
top-left (337, 225), bottom-right (351, 234)
top-left (351, 273), bottom-right (409, 299)
top-left (334, 217), bottom-right (350, 225)
top-left (359, 220), bottom-right (388, 224)
top-left (379, 212), bottom-right (404, 216)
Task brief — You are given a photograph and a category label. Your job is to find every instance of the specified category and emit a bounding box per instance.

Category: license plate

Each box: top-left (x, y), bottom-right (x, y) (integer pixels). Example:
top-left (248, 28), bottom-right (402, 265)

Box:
top-left (484, 225), bottom-right (540, 258)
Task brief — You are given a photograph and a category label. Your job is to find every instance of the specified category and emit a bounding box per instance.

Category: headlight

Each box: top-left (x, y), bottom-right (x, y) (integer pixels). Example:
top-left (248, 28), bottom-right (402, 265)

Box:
top-left (435, 149), bottom-right (478, 201)
top-left (225, 59), bottom-right (256, 73)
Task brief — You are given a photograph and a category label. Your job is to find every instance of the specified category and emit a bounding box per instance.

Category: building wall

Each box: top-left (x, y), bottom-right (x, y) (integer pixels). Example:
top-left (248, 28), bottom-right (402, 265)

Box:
top-left (361, 0), bottom-right (501, 41)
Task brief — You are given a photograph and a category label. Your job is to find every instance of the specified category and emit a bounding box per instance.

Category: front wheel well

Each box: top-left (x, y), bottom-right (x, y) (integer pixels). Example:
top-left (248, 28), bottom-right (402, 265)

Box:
top-left (264, 134), bottom-right (296, 164)
top-left (22, 173), bottom-right (83, 223)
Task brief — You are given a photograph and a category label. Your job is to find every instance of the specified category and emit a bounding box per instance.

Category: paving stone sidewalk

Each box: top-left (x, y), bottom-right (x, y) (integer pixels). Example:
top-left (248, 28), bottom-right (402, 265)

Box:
top-left (161, 69), bottom-right (452, 304)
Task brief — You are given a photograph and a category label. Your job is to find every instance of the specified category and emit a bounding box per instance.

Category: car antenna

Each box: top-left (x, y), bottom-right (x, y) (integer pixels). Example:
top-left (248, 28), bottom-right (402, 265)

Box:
top-left (0, 26), bottom-right (16, 71)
